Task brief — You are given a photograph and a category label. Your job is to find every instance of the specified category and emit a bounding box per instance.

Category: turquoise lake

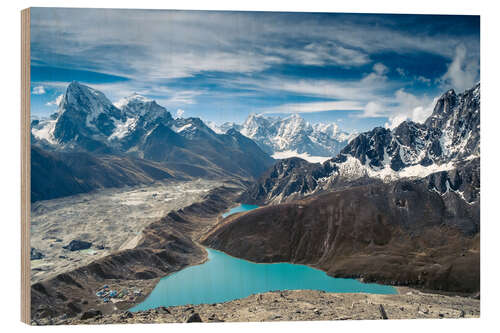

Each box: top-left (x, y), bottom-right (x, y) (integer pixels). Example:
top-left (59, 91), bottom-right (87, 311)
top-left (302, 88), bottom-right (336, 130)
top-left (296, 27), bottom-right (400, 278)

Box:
top-left (130, 203), bottom-right (396, 312)
top-left (130, 248), bottom-right (397, 312)
top-left (222, 204), bottom-right (260, 218)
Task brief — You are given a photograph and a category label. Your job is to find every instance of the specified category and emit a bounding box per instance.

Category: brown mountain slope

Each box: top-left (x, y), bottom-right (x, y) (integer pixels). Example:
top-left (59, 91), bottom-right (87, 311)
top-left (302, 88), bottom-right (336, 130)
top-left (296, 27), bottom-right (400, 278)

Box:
top-left (202, 178), bottom-right (479, 293)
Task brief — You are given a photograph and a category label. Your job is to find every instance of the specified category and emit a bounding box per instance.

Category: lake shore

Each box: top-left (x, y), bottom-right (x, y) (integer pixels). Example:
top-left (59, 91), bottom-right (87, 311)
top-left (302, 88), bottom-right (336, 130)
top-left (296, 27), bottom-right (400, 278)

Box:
top-left (59, 289), bottom-right (479, 325)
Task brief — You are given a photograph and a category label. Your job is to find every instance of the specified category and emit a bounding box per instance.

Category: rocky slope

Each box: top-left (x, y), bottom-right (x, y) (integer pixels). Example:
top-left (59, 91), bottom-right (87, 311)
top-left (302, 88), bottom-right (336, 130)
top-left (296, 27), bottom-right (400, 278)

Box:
top-left (30, 146), bottom-right (185, 202)
top-left (210, 113), bottom-right (354, 160)
top-left (203, 164), bottom-right (480, 293)
top-left (243, 83), bottom-right (480, 204)
top-left (56, 289), bottom-right (479, 325)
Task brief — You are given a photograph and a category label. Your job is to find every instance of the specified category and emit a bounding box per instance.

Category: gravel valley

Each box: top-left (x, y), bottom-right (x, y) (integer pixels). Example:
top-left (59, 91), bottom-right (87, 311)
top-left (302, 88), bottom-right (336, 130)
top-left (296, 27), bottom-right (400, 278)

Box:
top-left (30, 179), bottom-right (221, 283)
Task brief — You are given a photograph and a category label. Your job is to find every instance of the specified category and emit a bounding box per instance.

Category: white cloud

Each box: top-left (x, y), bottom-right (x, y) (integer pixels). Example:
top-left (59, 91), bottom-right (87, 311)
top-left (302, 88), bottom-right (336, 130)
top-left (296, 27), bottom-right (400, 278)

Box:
top-left (262, 101), bottom-right (363, 114)
top-left (416, 76), bottom-right (431, 85)
top-left (440, 44), bottom-right (479, 92)
top-left (32, 86), bottom-right (46, 95)
top-left (30, 9), bottom-right (479, 82)
top-left (45, 94), bottom-right (63, 106)
top-left (396, 67), bottom-right (407, 77)
top-left (267, 42), bottom-right (370, 67)
top-left (33, 80), bottom-right (203, 109)
top-left (385, 114), bottom-right (409, 130)
top-left (160, 90), bottom-right (202, 105)
top-left (383, 89), bottom-right (437, 129)
top-left (373, 63), bottom-right (389, 75)
top-left (363, 101), bottom-right (385, 117)
top-left (240, 62), bottom-right (391, 104)
top-left (175, 109), bottom-right (185, 118)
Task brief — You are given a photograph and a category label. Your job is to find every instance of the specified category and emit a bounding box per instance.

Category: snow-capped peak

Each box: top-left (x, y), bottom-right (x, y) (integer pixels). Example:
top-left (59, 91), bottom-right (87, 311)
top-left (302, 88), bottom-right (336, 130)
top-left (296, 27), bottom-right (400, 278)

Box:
top-left (114, 93), bottom-right (171, 123)
top-left (210, 113), bottom-right (352, 158)
top-left (59, 81), bottom-right (120, 122)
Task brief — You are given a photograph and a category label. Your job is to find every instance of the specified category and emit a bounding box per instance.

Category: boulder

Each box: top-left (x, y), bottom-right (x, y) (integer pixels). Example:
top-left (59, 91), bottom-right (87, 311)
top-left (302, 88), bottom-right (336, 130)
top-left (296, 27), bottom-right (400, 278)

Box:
top-left (186, 313), bottom-right (202, 323)
top-left (30, 247), bottom-right (44, 260)
top-left (80, 309), bottom-right (102, 320)
top-left (63, 240), bottom-right (92, 251)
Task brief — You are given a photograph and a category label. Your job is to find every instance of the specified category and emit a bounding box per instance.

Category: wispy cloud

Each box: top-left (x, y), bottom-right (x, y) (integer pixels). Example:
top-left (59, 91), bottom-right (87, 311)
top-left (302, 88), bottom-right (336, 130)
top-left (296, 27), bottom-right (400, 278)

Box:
top-left (34, 80), bottom-right (205, 108)
top-left (440, 44), bottom-right (479, 91)
top-left (45, 94), bottom-right (63, 106)
top-left (32, 85), bottom-right (46, 95)
top-left (30, 9), bottom-right (479, 82)
top-left (29, 9), bottom-right (479, 128)
top-left (262, 101), bottom-right (364, 114)
top-left (175, 109), bottom-right (185, 118)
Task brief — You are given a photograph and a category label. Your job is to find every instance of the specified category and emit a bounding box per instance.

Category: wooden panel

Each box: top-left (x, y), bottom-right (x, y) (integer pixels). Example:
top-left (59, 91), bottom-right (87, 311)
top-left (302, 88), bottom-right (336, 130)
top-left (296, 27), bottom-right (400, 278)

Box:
top-left (21, 7), bottom-right (31, 325)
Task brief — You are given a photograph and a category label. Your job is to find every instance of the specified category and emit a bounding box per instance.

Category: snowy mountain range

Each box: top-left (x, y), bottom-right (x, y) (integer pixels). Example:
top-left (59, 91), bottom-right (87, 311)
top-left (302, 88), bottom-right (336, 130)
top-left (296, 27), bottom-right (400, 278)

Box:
top-left (208, 114), bottom-right (355, 163)
top-left (31, 82), bottom-right (274, 181)
top-left (243, 83), bottom-right (480, 204)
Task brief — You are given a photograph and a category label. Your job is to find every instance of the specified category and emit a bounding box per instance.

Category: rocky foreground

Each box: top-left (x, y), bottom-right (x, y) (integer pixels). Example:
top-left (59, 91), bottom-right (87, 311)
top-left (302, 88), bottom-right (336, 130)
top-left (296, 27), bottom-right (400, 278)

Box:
top-left (56, 289), bottom-right (479, 325)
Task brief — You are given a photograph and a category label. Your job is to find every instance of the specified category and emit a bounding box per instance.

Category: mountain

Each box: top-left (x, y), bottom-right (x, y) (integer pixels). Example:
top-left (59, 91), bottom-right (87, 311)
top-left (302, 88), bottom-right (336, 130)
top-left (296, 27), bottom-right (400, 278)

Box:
top-left (110, 93), bottom-right (173, 150)
top-left (243, 83), bottom-right (480, 204)
top-left (31, 82), bottom-right (275, 187)
top-left (209, 113), bottom-right (355, 162)
top-left (51, 81), bottom-right (124, 152)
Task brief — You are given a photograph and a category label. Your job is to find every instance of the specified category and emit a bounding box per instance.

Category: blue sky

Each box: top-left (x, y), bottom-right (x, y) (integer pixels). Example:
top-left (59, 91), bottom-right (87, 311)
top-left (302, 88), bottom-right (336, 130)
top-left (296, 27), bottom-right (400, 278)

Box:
top-left (30, 8), bottom-right (479, 132)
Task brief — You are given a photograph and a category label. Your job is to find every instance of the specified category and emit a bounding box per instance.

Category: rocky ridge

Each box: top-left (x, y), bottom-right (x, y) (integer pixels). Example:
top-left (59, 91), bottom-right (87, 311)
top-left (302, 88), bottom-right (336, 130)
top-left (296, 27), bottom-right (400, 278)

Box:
top-left (242, 83), bottom-right (480, 204)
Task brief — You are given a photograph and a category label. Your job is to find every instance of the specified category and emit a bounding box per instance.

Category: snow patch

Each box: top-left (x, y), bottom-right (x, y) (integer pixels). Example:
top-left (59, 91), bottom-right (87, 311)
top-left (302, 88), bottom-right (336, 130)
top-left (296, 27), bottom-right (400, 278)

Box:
top-left (109, 117), bottom-right (137, 140)
top-left (206, 121), bottom-right (225, 134)
top-left (271, 150), bottom-right (331, 164)
top-left (31, 120), bottom-right (57, 144)
top-left (171, 123), bottom-right (192, 133)
top-left (333, 154), bottom-right (456, 183)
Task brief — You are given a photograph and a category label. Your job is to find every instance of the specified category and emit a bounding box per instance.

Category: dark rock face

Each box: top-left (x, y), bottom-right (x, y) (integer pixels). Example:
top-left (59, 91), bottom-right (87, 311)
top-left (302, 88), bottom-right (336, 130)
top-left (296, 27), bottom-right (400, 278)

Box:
top-left (203, 173), bottom-right (480, 293)
top-left (80, 309), bottom-right (102, 320)
top-left (186, 313), bottom-right (203, 323)
top-left (425, 157), bottom-right (480, 205)
top-left (63, 240), bottom-right (92, 251)
top-left (342, 127), bottom-right (392, 167)
top-left (241, 157), bottom-right (332, 204)
top-left (52, 81), bottom-right (123, 152)
top-left (30, 248), bottom-right (44, 260)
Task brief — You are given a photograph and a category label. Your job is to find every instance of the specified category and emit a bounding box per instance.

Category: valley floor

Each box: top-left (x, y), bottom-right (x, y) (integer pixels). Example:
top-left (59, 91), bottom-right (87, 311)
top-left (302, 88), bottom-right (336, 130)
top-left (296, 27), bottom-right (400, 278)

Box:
top-left (30, 179), bottom-right (221, 284)
top-left (59, 289), bottom-right (479, 325)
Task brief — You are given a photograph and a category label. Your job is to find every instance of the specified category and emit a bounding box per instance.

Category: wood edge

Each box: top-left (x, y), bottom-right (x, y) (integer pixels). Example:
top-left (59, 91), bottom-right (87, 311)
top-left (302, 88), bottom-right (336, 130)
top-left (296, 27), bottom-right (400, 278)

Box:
top-left (21, 7), bottom-right (31, 325)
